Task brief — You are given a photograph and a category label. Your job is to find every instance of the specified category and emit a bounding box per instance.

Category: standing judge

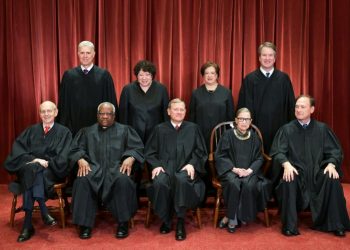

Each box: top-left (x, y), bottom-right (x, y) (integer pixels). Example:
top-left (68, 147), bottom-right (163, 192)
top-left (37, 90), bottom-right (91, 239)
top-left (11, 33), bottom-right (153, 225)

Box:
top-left (4, 101), bottom-right (72, 242)
top-left (70, 102), bottom-right (144, 240)
top-left (145, 98), bottom-right (207, 241)
top-left (57, 41), bottom-right (118, 136)
top-left (270, 95), bottom-right (350, 237)
top-left (237, 42), bottom-right (295, 153)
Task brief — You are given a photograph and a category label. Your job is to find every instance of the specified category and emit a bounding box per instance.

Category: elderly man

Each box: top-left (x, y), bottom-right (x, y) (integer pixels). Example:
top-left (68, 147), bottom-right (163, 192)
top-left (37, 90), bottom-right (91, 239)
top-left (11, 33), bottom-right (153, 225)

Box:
top-left (4, 101), bottom-right (72, 242)
top-left (57, 40), bottom-right (117, 136)
top-left (270, 95), bottom-right (350, 237)
top-left (70, 102), bottom-right (144, 239)
top-left (145, 98), bottom-right (207, 241)
top-left (237, 41), bottom-right (295, 154)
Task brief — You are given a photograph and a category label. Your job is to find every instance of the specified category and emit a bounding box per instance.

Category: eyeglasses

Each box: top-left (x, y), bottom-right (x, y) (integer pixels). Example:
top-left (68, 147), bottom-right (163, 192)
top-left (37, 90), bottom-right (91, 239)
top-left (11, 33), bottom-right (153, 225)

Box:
top-left (236, 117), bottom-right (252, 123)
top-left (98, 112), bottom-right (114, 116)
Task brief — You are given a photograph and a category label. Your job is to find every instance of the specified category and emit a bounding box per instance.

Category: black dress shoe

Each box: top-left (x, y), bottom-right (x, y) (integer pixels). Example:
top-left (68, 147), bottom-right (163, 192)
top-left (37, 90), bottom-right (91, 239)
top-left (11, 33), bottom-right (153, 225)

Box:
top-left (227, 224), bottom-right (236, 233)
top-left (42, 214), bottom-right (57, 226)
top-left (175, 219), bottom-right (186, 241)
top-left (282, 228), bottom-right (300, 236)
top-left (334, 229), bottom-right (346, 237)
top-left (116, 222), bottom-right (129, 239)
top-left (79, 226), bottom-right (92, 239)
top-left (160, 222), bottom-right (171, 234)
top-left (17, 227), bottom-right (35, 242)
top-left (218, 217), bottom-right (228, 229)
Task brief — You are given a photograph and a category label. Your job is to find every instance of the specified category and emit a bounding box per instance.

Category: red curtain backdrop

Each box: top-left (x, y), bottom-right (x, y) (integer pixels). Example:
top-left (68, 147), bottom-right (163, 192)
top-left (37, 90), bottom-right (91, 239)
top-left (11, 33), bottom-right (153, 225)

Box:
top-left (1, 0), bottom-right (349, 183)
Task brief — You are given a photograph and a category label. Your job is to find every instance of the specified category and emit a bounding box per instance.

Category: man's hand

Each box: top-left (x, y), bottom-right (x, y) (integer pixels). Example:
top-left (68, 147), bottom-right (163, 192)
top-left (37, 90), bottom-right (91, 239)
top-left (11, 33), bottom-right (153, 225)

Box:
top-left (324, 163), bottom-right (339, 179)
top-left (77, 158), bottom-right (91, 177)
top-left (151, 167), bottom-right (165, 179)
top-left (181, 164), bottom-right (195, 180)
top-left (120, 156), bottom-right (135, 176)
top-left (29, 158), bottom-right (49, 168)
top-left (282, 162), bottom-right (298, 182)
top-left (232, 167), bottom-right (253, 177)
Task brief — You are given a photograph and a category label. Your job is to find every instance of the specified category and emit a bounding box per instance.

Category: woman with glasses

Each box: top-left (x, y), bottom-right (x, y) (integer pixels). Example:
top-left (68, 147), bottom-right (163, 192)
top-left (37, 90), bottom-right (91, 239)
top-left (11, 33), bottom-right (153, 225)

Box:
top-left (214, 108), bottom-right (269, 233)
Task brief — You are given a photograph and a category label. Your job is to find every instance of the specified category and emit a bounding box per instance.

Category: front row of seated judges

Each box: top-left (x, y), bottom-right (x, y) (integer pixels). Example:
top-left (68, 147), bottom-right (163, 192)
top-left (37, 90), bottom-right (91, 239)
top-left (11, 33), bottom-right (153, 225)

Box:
top-left (4, 95), bottom-right (350, 243)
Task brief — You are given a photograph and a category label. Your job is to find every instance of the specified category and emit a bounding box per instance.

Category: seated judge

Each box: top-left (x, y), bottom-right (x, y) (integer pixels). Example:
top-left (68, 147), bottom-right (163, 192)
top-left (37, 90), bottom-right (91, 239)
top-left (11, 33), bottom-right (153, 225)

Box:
top-left (4, 101), bottom-right (72, 242)
top-left (69, 102), bottom-right (144, 240)
top-left (215, 108), bottom-right (271, 233)
top-left (145, 98), bottom-right (207, 241)
top-left (270, 95), bottom-right (350, 237)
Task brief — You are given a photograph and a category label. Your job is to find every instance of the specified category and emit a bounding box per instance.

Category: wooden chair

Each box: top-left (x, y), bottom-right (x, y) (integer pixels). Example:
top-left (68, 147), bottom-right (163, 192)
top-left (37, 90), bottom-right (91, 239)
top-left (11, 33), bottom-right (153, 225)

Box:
top-left (10, 178), bottom-right (69, 228)
top-left (208, 121), bottom-right (271, 228)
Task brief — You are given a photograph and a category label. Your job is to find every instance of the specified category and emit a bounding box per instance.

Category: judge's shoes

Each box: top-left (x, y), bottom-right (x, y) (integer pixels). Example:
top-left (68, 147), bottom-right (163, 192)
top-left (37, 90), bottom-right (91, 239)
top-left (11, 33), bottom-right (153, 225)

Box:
top-left (42, 214), bottom-right (57, 226)
top-left (334, 229), bottom-right (346, 237)
top-left (79, 226), bottom-right (92, 239)
top-left (282, 228), bottom-right (300, 236)
top-left (17, 227), bottom-right (35, 242)
top-left (160, 222), bottom-right (171, 234)
top-left (218, 217), bottom-right (228, 229)
top-left (175, 219), bottom-right (186, 241)
top-left (116, 222), bottom-right (129, 239)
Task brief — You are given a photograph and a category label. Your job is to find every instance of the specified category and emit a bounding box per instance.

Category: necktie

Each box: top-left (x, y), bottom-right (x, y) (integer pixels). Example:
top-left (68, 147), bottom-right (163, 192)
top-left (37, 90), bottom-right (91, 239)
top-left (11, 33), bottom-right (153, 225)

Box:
top-left (44, 126), bottom-right (50, 134)
top-left (266, 72), bottom-right (270, 78)
top-left (83, 69), bottom-right (89, 75)
top-left (175, 125), bottom-right (180, 131)
top-left (302, 124), bottom-right (308, 129)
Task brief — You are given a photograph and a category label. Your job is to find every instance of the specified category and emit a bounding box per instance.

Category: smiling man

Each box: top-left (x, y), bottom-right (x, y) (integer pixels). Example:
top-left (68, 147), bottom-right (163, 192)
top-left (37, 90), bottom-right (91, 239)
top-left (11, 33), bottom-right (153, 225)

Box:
top-left (270, 95), bottom-right (350, 237)
top-left (4, 101), bottom-right (72, 242)
top-left (237, 42), bottom-right (295, 154)
top-left (69, 102), bottom-right (144, 240)
top-left (145, 98), bottom-right (207, 241)
top-left (57, 41), bottom-right (118, 136)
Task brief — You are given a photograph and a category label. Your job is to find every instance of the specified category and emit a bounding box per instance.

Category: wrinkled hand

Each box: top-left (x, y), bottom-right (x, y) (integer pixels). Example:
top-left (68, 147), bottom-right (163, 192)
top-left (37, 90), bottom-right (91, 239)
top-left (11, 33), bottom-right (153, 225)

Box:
top-left (120, 156), bottom-right (135, 176)
top-left (324, 163), bottom-right (339, 179)
top-left (282, 162), bottom-right (299, 182)
top-left (152, 167), bottom-right (165, 179)
top-left (232, 167), bottom-right (253, 177)
top-left (181, 164), bottom-right (195, 180)
top-left (77, 158), bottom-right (91, 177)
top-left (30, 158), bottom-right (49, 168)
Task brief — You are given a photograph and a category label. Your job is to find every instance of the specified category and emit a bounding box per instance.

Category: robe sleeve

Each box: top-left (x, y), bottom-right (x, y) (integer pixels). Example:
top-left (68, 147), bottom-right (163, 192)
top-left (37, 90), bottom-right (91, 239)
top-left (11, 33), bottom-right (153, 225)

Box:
top-left (237, 77), bottom-right (253, 111)
top-left (144, 127), bottom-right (164, 171)
top-left (103, 70), bottom-right (119, 118)
top-left (121, 126), bottom-right (145, 166)
top-left (215, 131), bottom-right (235, 176)
top-left (160, 84), bottom-right (170, 122)
top-left (188, 90), bottom-right (196, 122)
top-left (249, 132), bottom-right (264, 173)
top-left (283, 75), bottom-right (296, 122)
top-left (188, 126), bottom-right (208, 174)
top-left (119, 86), bottom-right (129, 124)
top-left (57, 71), bottom-right (71, 127)
top-left (226, 91), bottom-right (235, 121)
top-left (69, 128), bottom-right (91, 171)
top-left (320, 125), bottom-right (343, 174)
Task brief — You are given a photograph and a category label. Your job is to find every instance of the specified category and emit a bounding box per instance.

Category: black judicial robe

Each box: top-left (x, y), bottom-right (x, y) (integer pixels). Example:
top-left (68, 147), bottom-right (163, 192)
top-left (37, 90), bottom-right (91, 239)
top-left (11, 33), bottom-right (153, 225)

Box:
top-left (69, 122), bottom-right (144, 202)
top-left (189, 84), bottom-right (234, 150)
top-left (4, 123), bottom-right (72, 198)
top-left (237, 69), bottom-right (295, 153)
top-left (270, 119), bottom-right (350, 231)
top-left (57, 65), bottom-right (118, 135)
top-left (215, 128), bottom-right (271, 220)
top-left (145, 121), bottom-right (208, 206)
top-left (119, 80), bottom-right (169, 143)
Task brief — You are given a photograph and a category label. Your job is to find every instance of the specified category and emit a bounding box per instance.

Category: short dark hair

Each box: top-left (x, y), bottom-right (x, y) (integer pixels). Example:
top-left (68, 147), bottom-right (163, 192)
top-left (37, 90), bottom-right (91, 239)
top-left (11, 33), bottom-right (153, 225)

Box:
top-left (200, 61), bottom-right (220, 78)
top-left (296, 94), bottom-right (315, 107)
top-left (133, 60), bottom-right (156, 79)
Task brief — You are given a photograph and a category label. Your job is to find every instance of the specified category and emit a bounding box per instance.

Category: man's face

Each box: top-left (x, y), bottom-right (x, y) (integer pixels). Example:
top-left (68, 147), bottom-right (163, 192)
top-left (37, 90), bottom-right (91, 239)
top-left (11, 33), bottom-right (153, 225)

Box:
top-left (167, 102), bottom-right (186, 123)
top-left (39, 102), bottom-right (58, 125)
top-left (97, 105), bottom-right (115, 128)
top-left (259, 47), bottom-right (276, 71)
top-left (295, 97), bottom-right (314, 122)
top-left (78, 46), bottom-right (95, 67)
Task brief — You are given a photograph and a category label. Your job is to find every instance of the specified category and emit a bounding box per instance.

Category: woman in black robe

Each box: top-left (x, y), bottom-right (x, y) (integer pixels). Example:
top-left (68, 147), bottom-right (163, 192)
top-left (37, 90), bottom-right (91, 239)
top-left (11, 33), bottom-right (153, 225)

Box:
top-left (215, 108), bottom-right (270, 233)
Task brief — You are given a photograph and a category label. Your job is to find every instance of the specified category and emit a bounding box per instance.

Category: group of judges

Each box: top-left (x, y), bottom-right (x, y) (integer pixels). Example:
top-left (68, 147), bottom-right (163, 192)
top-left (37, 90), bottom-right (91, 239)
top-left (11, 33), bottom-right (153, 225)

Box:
top-left (4, 41), bottom-right (349, 243)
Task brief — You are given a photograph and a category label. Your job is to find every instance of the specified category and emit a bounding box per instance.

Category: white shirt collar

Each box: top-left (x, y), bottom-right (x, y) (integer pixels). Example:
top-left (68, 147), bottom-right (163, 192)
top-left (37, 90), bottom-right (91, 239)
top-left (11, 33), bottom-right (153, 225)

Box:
top-left (260, 67), bottom-right (274, 76)
top-left (81, 64), bottom-right (94, 72)
top-left (170, 121), bottom-right (182, 128)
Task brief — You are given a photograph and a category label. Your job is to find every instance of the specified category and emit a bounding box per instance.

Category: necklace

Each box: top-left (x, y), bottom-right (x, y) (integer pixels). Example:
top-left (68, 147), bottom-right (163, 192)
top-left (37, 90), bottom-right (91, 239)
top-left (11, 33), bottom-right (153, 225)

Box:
top-left (233, 128), bottom-right (251, 140)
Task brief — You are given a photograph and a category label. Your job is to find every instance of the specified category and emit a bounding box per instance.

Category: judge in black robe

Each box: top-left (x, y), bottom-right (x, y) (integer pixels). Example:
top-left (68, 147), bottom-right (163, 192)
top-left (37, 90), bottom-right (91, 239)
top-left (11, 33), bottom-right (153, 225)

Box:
top-left (145, 98), bottom-right (207, 241)
top-left (215, 108), bottom-right (270, 233)
top-left (57, 41), bottom-right (117, 136)
top-left (4, 101), bottom-right (72, 242)
top-left (270, 95), bottom-right (350, 237)
top-left (237, 42), bottom-right (295, 154)
top-left (70, 102), bottom-right (144, 240)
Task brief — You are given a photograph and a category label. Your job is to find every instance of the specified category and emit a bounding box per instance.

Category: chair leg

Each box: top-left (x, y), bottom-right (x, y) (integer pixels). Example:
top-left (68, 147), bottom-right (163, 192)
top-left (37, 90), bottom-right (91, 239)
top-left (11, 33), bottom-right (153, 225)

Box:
top-left (145, 200), bottom-right (151, 228)
top-left (264, 208), bottom-right (270, 227)
top-left (56, 188), bottom-right (66, 228)
top-left (10, 194), bottom-right (17, 227)
top-left (129, 218), bottom-right (134, 229)
top-left (213, 188), bottom-right (222, 228)
top-left (196, 207), bottom-right (202, 229)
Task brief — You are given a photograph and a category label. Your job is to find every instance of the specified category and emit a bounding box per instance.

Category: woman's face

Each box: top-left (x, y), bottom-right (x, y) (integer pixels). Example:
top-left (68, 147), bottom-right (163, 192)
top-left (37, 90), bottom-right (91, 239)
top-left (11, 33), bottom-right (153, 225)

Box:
top-left (137, 69), bottom-right (153, 88)
top-left (235, 111), bottom-right (252, 133)
top-left (203, 66), bottom-right (218, 85)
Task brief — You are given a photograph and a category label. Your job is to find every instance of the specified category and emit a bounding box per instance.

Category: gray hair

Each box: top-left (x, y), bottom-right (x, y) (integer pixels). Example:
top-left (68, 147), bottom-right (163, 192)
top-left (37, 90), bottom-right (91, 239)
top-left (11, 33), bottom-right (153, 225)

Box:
top-left (97, 102), bottom-right (116, 114)
top-left (168, 98), bottom-right (185, 109)
top-left (78, 41), bottom-right (95, 51)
